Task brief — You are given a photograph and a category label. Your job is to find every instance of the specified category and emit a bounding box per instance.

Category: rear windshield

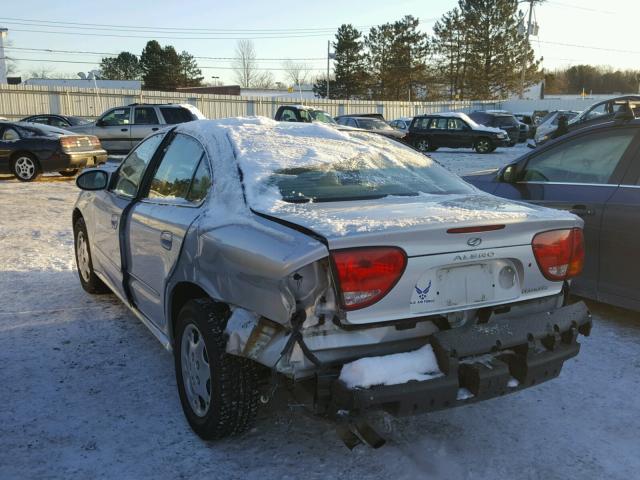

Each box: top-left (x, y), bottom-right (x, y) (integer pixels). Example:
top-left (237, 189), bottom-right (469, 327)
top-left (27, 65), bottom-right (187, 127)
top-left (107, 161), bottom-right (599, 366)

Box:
top-left (492, 116), bottom-right (519, 127)
top-left (267, 132), bottom-right (474, 203)
top-left (356, 118), bottom-right (392, 130)
top-left (68, 116), bottom-right (91, 126)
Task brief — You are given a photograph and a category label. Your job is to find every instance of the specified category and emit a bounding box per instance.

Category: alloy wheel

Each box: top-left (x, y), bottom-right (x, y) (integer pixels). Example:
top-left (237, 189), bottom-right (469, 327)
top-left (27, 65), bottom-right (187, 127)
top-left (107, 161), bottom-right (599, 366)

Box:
top-left (14, 156), bottom-right (36, 180)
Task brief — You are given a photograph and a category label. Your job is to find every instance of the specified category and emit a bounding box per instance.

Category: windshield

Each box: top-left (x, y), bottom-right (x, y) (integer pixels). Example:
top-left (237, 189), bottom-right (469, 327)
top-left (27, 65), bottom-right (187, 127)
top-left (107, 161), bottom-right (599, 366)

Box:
top-left (68, 116), bottom-right (91, 126)
top-left (551, 112), bottom-right (578, 125)
top-left (492, 115), bottom-right (518, 127)
top-left (356, 118), bottom-right (393, 130)
top-left (309, 110), bottom-right (337, 125)
top-left (267, 132), bottom-right (474, 203)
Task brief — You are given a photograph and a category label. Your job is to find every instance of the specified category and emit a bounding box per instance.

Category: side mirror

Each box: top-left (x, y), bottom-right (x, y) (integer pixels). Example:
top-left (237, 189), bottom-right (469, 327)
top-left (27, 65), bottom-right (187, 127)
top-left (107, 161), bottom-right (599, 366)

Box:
top-left (76, 169), bottom-right (109, 191)
top-left (95, 119), bottom-right (104, 127)
top-left (501, 164), bottom-right (519, 183)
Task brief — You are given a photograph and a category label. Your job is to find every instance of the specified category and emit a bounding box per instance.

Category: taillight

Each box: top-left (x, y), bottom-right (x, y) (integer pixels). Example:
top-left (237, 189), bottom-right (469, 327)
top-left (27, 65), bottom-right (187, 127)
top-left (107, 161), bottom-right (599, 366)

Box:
top-left (532, 228), bottom-right (584, 281)
top-left (88, 135), bottom-right (101, 148)
top-left (59, 136), bottom-right (77, 150)
top-left (331, 247), bottom-right (407, 310)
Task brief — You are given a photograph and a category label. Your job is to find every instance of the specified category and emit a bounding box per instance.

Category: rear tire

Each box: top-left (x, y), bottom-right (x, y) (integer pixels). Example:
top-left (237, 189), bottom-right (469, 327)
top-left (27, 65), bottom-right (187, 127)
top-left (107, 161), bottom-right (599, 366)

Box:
top-left (474, 138), bottom-right (493, 154)
top-left (12, 153), bottom-right (40, 182)
top-left (73, 217), bottom-right (110, 294)
top-left (414, 138), bottom-right (432, 153)
top-left (59, 169), bottom-right (79, 177)
top-left (174, 298), bottom-right (259, 440)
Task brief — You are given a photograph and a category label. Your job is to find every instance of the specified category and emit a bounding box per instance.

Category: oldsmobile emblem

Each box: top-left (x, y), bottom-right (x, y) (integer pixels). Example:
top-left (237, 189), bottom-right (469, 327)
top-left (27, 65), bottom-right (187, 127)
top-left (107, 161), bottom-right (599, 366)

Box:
top-left (467, 237), bottom-right (482, 247)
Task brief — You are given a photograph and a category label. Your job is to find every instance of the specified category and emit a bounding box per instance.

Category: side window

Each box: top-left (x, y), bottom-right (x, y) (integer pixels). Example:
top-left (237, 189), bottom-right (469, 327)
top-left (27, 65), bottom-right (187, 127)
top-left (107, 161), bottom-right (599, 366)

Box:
top-left (147, 134), bottom-right (204, 202)
top-left (134, 107), bottom-right (159, 125)
top-left (584, 103), bottom-right (607, 121)
top-left (347, 118), bottom-right (357, 127)
top-left (187, 159), bottom-right (212, 203)
top-left (522, 130), bottom-right (636, 184)
top-left (113, 134), bottom-right (164, 197)
top-left (30, 116), bottom-right (48, 125)
top-left (281, 108), bottom-right (297, 121)
top-left (2, 128), bottom-right (20, 141)
top-left (299, 110), bottom-right (311, 122)
top-left (429, 118), bottom-right (447, 130)
top-left (447, 118), bottom-right (465, 130)
top-left (417, 118), bottom-right (430, 130)
top-left (101, 108), bottom-right (131, 126)
top-left (160, 107), bottom-right (194, 125)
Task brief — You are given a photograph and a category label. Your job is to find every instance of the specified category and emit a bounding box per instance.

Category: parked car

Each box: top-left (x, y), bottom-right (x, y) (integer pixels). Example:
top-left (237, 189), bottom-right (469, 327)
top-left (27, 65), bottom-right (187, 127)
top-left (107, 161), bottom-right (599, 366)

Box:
top-left (72, 118), bottom-right (591, 442)
top-left (66, 103), bottom-right (205, 154)
top-left (274, 105), bottom-right (337, 125)
top-left (389, 117), bottom-right (413, 132)
top-left (464, 115), bottom-right (640, 311)
top-left (335, 116), bottom-right (405, 140)
top-left (334, 112), bottom-right (386, 122)
top-left (514, 111), bottom-right (547, 139)
top-left (21, 114), bottom-right (91, 129)
top-left (468, 110), bottom-right (520, 146)
top-left (517, 121), bottom-right (529, 142)
top-left (0, 121), bottom-right (106, 181)
top-left (533, 110), bottom-right (581, 145)
top-left (405, 112), bottom-right (510, 153)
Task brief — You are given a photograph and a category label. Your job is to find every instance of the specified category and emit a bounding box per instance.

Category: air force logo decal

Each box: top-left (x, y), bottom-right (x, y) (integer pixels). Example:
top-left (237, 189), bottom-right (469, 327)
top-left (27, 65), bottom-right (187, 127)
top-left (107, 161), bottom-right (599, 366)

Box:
top-left (411, 280), bottom-right (435, 305)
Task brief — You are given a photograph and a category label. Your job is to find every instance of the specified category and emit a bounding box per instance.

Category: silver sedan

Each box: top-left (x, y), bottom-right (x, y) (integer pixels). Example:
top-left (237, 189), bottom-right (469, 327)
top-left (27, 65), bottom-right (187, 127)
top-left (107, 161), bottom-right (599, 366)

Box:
top-left (73, 118), bottom-right (591, 443)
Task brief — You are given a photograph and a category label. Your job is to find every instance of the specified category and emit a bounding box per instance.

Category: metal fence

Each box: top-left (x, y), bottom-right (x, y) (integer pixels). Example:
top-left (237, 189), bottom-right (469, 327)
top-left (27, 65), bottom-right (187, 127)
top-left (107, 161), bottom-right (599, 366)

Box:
top-left (0, 84), bottom-right (501, 121)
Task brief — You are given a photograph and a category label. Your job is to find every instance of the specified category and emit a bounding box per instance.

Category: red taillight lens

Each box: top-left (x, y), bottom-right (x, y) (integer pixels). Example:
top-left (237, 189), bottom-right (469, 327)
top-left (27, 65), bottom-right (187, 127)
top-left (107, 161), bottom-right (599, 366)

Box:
top-left (532, 228), bottom-right (584, 281)
top-left (59, 136), bottom-right (76, 150)
top-left (331, 247), bottom-right (407, 310)
top-left (88, 135), bottom-right (101, 148)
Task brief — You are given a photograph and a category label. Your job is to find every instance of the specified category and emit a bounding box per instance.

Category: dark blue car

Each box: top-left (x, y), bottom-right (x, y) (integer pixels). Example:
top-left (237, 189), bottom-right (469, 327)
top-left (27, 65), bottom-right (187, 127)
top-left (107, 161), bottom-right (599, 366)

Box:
top-left (464, 118), bottom-right (640, 312)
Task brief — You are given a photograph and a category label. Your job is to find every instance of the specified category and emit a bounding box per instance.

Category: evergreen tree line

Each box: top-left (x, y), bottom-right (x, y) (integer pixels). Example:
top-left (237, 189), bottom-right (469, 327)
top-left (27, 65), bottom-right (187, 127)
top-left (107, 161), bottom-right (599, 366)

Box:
top-left (99, 40), bottom-right (203, 90)
top-left (544, 65), bottom-right (640, 95)
top-left (315, 0), bottom-right (541, 101)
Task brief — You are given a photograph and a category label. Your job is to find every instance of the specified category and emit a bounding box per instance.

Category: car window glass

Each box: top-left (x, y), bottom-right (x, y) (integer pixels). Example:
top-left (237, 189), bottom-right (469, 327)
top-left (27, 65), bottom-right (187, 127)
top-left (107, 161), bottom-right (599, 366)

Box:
top-left (159, 107), bottom-right (193, 125)
top-left (187, 158), bottom-right (212, 203)
top-left (447, 118), bottom-right (465, 130)
top-left (49, 117), bottom-right (68, 128)
top-left (147, 134), bottom-right (204, 202)
top-left (299, 110), bottom-right (311, 122)
top-left (416, 118), bottom-right (430, 130)
top-left (2, 128), bottom-right (19, 141)
top-left (522, 130), bottom-right (635, 184)
top-left (429, 118), bottom-right (447, 129)
top-left (31, 116), bottom-right (48, 125)
top-left (113, 134), bottom-right (164, 197)
top-left (281, 109), bottom-right (297, 121)
top-left (134, 107), bottom-right (159, 125)
top-left (101, 108), bottom-right (131, 126)
top-left (584, 103), bottom-right (607, 121)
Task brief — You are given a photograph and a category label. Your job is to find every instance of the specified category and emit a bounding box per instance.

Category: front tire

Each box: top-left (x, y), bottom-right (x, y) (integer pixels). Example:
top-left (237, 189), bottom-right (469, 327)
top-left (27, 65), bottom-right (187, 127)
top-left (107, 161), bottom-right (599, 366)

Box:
top-left (474, 138), bottom-right (493, 154)
top-left (12, 153), bottom-right (40, 182)
top-left (174, 299), bottom-right (259, 440)
top-left (73, 217), bottom-right (109, 294)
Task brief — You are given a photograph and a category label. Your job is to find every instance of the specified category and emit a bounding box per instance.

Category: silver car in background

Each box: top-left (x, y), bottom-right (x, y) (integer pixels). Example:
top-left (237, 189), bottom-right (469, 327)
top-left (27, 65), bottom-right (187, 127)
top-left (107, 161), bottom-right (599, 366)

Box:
top-left (67, 103), bottom-right (205, 153)
top-left (72, 118), bottom-right (591, 444)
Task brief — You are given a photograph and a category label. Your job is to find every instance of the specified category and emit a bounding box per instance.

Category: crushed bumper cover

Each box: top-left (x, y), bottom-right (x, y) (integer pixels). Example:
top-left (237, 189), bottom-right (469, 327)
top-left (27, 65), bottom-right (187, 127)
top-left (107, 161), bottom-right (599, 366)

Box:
top-left (329, 301), bottom-right (591, 416)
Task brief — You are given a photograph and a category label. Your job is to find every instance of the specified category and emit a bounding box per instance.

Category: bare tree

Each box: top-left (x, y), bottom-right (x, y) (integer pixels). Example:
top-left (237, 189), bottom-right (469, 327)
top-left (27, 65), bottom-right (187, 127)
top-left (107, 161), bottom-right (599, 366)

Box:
top-left (28, 66), bottom-right (56, 79)
top-left (253, 71), bottom-right (275, 89)
top-left (232, 39), bottom-right (258, 88)
top-left (282, 59), bottom-right (311, 86)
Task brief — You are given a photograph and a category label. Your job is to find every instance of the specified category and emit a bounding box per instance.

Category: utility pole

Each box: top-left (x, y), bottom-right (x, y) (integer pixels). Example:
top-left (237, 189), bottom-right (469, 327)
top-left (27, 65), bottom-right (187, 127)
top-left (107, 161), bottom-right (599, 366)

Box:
top-left (0, 28), bottom-right (8, 84)
top-left (519, 0), bottom-right (536, 99)
top-left (326, 40), bottom-right (331, 99)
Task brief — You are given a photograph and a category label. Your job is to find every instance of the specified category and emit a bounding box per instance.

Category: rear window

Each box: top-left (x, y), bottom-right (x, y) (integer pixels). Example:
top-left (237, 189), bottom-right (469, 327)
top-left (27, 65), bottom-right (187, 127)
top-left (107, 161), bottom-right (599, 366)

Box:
top-left (492, 116), bottom-right (518, 127)
top-left (356, 118), bottom-right (392, 130)
top-left (267, 131), bottom-right (474, 203)
top-left (160, 107), bottom-right (195, 125)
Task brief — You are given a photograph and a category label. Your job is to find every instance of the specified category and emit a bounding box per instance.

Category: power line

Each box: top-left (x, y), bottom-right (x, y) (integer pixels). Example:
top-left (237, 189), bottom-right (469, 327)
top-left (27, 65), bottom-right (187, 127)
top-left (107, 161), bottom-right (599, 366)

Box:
top-left (2, 46), bottom-right (326, 62)
top-left (537, 39), bottom-right (640, 55)
top-left (545, 1), bottom-right (616, 15)
top-left (0, 16), bottom-right (369, 33)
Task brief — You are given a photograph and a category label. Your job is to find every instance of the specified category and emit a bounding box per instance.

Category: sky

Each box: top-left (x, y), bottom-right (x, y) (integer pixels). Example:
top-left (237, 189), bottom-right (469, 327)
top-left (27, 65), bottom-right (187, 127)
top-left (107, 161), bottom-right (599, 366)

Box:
top-left (1, 0), bottom-right (639, 85)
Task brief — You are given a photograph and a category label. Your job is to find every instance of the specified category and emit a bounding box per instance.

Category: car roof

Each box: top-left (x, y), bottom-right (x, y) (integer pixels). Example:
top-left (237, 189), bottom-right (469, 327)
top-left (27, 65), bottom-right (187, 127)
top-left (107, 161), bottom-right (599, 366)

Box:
top-left (417, 111), bottom-right (468, 119)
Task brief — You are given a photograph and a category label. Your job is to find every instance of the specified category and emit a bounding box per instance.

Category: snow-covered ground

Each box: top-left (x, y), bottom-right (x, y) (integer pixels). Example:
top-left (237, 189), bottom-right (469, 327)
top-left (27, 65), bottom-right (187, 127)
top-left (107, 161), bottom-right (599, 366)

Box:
top-left (1, 147), bottom-right (639, 479)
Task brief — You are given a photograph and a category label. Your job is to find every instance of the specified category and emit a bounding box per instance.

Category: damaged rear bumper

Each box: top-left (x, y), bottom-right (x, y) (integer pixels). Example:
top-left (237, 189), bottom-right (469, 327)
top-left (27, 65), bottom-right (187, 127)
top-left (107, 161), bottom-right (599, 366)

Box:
top-left (327, 301), bottom-right (592, 416)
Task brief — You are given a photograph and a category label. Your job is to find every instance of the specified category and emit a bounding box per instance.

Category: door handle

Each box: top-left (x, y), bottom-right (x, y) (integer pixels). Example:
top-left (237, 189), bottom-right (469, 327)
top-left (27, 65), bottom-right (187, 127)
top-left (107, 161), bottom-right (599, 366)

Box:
top-left (569, 205), bottom-right (595, 216)
top-left (160, 231), bottom-right (173, 250)
top-left (151, 127), bottom-right (159, 131)
top-left (121, 128), bottom-right (128, 132)
top-left (110, 214), bottom-right (119, 229)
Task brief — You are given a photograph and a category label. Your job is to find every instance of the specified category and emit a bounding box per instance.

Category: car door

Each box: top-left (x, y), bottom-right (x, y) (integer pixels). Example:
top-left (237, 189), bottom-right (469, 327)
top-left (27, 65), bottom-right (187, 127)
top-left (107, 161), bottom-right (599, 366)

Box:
top-left (0, 126), bottom-right (21, 171)
top-left (429, 117), bottom-right (449, 147)
top-left (130, 107), bottom-right (161, 150)
top-left (125, 133), bottom-right (211, 327)
top-left (90, 133), bottom-right (166, 297)
top-left (94, 107), bottom-right (133, 153)
top-left (446, 117), bottom-right (468, 147)
top-left (598, 141), bottom-right (640, 309)
top-left (493, 127), bottom-right (638, 298)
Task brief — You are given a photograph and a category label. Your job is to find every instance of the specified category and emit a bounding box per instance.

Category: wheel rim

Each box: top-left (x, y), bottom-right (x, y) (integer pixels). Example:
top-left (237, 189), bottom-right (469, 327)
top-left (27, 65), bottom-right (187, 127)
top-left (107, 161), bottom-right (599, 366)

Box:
top-left (477, 140), bottom-right (490, 153)
top-left (181, 324), bottom-right (211, 417)
top-left (76, 231), bottom-right (91, 283)
top-left (15, 156), bottom-right (36, 180)
top-left (416, 140), bottom-right (429, 152)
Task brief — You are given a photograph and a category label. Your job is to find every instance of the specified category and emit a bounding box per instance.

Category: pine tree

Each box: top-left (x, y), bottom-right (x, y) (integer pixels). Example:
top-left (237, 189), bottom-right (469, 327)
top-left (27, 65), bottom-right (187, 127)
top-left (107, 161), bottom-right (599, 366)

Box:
top-left (140, 40), bottom-right (168, 90)
top-left (178, 51), bottom-right (204, 87)
top-left (332, 24), bottom-right (369, 99)
top-left (140, 41), bottom-right (204, 90)
top-left (432, 8), bottom-right (469, 99)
